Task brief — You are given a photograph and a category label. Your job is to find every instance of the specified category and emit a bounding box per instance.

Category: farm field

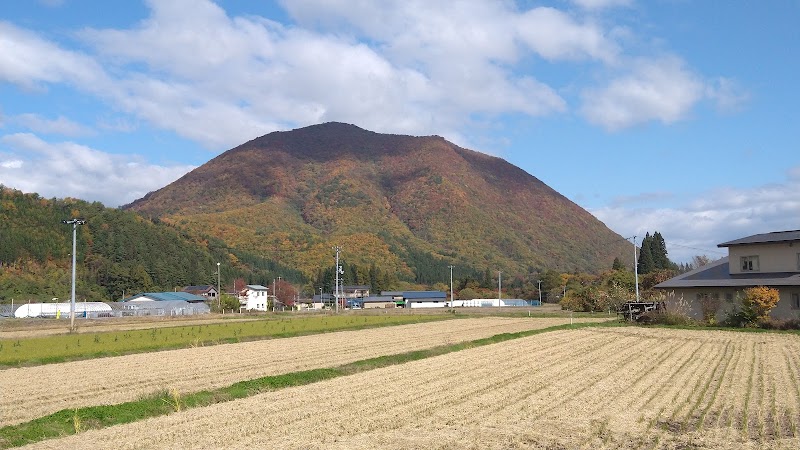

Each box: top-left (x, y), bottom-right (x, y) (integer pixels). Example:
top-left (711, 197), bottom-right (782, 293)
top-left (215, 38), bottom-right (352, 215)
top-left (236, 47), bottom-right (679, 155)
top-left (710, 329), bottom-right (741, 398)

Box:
top-left (0, 317), bottom-right (607, 427)
top-left (0, 315), bottom-right (262, 339)
top-left (23, 326), bottom-right (800, 449)
top-left (0, 314), bottom-right (448, 365)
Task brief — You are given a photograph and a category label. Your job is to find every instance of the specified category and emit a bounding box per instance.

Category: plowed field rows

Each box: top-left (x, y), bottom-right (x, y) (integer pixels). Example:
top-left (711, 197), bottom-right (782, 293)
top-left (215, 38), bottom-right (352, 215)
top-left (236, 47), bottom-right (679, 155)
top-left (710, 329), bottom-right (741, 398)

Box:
top-left (1, 317), bottom-right (602, 426)
top-left (24, 327), bottom-right (800, 449)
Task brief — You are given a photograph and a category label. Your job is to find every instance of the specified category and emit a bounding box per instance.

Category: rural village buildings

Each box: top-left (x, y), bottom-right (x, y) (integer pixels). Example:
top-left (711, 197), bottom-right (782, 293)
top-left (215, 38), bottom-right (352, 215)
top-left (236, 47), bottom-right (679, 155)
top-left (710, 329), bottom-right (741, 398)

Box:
top-left (656, 230), bottom-right (800, 321)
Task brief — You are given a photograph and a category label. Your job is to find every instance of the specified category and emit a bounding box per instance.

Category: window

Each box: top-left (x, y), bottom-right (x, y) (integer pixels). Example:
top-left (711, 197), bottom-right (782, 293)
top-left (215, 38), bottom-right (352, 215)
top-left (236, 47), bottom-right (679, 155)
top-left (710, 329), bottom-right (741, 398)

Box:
top-left (741, 255), bottom-right (760, 272)
top-left (792, 293), bottom-right (800, 310)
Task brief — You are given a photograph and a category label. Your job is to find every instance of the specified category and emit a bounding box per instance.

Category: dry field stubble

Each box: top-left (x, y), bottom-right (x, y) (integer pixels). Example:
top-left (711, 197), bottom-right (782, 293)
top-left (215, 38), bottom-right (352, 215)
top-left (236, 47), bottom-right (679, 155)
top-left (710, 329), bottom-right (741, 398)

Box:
top-left (24, 326), bottom-right (800, 449)
top-left (0, 316), bottom-right (262, 339)
top-left (1, 317), bottom-right (605, 426)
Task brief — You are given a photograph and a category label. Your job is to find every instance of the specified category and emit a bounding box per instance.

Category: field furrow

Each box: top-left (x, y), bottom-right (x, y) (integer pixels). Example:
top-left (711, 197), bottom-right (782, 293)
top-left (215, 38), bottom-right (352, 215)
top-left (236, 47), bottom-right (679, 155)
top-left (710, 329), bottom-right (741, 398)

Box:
top-left (1, 317), bottom-right (602, 426)
top-left (19, 327), bottom-right (800, 450)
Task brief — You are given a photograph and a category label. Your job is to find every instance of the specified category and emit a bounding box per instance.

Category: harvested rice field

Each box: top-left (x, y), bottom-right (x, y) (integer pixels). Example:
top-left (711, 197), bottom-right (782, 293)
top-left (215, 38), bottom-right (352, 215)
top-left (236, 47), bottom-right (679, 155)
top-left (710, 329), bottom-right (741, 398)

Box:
top-left (1, 317), bottom-right (604, 426)
top-left (23, 326), bottom-right (800, 449)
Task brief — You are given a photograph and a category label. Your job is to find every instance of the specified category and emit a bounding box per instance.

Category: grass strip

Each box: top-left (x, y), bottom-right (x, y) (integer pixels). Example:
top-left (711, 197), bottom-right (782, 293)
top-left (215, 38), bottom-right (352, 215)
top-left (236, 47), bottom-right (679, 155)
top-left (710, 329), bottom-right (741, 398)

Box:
top-left (0, 314), bottom-right (449, 368)
top-left (0, 320), bottom-right (617, 448)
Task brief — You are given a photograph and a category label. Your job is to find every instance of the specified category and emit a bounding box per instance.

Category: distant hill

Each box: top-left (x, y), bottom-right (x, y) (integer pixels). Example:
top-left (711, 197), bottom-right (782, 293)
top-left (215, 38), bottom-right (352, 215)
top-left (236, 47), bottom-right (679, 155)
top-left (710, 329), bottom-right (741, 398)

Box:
top-left (127, 122), bottom-right (630, 282)
top-left (0, 187), bottom-right (298, 302)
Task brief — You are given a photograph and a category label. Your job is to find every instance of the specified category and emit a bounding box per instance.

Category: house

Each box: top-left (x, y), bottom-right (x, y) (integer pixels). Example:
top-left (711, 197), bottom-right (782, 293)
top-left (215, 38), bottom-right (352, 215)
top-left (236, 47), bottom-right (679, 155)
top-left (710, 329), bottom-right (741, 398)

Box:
top-left (655, 230), bottom-right (800, 320)
top-left (240, 285), bottom-right (270, 311)
top-left (342, 285), bottom-right (370, 298)
top-left (182, 285), bottom-right (218, 299)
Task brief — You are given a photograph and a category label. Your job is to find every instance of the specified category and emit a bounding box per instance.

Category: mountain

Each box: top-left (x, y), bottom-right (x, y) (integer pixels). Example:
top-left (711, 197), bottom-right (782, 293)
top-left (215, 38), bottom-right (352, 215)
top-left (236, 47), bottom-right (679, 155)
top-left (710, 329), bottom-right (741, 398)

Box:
top-left (127, 122), bottom-right (630, 282)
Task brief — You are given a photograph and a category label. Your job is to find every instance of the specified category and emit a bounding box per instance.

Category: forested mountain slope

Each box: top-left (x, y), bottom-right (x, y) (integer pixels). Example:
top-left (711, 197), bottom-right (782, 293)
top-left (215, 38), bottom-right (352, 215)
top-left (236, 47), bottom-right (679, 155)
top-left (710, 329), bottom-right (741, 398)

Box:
top-left (0, 187), bottom-right (298, 302)
top-left (127, 122), bottom-right (630, 279)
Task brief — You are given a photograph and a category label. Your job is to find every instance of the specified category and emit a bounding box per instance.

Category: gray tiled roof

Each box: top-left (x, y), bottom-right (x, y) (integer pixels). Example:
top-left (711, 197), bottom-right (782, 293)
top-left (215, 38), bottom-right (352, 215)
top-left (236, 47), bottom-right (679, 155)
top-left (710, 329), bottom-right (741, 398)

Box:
top-left (655, 257), bottom-right (800, 289)
top-left (718, 230), bottom-right (800, 247)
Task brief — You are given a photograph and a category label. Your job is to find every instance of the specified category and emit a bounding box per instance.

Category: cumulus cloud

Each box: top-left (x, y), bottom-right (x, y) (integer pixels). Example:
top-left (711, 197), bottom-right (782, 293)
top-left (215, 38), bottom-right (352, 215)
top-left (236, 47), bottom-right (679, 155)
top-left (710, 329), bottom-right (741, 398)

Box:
top-left (0, 0), bottom-right (738, 149)
top-left (580, 56), bottom-right (705, 130)
top-left (0, 21), bottom-right (110, 90)
top-left (515, 7), bottom-right (619, 63)
top-left (0, 133), bottom-right (195, 207)
top-left (591, 170), bottom-right (800, 263)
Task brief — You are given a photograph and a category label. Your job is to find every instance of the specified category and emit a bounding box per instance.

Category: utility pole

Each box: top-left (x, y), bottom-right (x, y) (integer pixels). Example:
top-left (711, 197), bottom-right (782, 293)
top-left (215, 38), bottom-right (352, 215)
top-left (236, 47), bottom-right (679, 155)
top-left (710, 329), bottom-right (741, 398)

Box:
top-left (632, 236), bottom-right (640, 302)
top-left (62, 219), bottom-right (85, 332)
top-left (333, 246), bottom-right (342, 313)
top-left (448, 265), bottom-right (454, 307)
top-left (537, 280), bottom-right (542, 306)
top-left (216, 262), bottom-right (221, 310)
top-left (498, 271), bottom-right (502, 307)
top-left (277, 276), bottom-right (282, 310)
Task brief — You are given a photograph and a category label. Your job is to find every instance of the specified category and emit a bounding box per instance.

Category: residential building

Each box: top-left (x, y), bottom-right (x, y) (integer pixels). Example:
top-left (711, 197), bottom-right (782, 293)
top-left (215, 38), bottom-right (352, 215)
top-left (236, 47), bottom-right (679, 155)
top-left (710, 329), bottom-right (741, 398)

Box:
top-left (655, 230), bottom-right (800, 320)
top-left (240, 285), bottom-right (270, 311)
top-left (182, 285), bottom-right (218, 299)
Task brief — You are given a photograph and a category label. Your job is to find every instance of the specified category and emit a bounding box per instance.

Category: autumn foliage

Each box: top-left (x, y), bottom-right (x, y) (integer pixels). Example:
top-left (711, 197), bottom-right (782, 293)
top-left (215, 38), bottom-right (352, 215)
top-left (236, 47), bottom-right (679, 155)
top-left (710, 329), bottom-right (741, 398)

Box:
top-left (741, 286), bottom-right (780, 322)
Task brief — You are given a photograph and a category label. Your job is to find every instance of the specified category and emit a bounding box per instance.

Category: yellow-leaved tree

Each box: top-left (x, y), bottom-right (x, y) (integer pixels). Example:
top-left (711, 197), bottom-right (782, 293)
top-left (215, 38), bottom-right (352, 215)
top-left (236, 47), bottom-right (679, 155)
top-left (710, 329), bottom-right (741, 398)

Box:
top-left (741, 286), bottom-right (780, 323)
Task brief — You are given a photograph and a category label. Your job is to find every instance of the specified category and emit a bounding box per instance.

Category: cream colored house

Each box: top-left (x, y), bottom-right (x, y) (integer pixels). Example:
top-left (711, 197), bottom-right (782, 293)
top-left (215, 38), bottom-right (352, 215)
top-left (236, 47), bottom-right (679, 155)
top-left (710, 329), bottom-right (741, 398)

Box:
top-left (656, 230), bottom-right (800, 320)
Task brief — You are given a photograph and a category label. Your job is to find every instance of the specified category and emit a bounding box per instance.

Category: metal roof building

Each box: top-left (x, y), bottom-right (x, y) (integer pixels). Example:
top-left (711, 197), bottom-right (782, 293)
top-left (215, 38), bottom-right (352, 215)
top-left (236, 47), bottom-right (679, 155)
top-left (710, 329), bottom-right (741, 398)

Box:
top-left (122, 292), bottom-right (207, 303)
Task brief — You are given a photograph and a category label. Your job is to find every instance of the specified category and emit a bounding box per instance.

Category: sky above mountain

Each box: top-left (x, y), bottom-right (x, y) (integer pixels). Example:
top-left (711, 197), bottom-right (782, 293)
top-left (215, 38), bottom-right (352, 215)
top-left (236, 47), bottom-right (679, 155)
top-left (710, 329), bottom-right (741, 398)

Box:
top-left (1, 0), bottom-right (797, 264)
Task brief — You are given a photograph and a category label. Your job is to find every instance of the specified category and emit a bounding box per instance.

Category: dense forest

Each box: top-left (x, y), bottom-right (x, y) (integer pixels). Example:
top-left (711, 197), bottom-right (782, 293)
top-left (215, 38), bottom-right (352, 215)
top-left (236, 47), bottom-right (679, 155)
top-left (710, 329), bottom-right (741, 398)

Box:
top-left (0, 187), bottom-right (482, 302)
top-left (0, 187), bottom-right (302, 302)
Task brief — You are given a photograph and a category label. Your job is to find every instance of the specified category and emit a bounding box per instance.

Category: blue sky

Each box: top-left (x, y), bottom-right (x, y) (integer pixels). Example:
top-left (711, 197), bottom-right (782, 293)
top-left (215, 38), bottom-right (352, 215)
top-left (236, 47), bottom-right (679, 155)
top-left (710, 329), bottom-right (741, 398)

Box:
top-left (1, 0), bottom-right (798, 264)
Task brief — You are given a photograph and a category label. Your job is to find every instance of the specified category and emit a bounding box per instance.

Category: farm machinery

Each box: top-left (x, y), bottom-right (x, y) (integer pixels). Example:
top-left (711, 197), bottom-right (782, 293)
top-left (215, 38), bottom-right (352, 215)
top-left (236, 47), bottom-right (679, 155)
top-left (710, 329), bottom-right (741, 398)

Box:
top-left (617, 301), bottom-right (666, 322)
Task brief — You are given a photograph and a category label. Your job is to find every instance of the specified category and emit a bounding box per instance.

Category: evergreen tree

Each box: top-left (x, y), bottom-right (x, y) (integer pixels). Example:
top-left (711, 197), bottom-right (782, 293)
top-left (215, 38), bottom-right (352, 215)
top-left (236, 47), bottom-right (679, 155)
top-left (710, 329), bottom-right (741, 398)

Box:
top-left (612, 257), bottom-right (625, 271)
top-left (650, 231), bottom-right (670, 270)
top-left (637, 233), bottom-right (655, 274)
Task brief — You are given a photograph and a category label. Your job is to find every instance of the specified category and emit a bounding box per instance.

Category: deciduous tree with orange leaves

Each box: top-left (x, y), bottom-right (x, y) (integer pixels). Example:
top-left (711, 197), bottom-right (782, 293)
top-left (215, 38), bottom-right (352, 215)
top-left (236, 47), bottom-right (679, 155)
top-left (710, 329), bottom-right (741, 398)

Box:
top-left (742, 286), bottom-right (780, 323)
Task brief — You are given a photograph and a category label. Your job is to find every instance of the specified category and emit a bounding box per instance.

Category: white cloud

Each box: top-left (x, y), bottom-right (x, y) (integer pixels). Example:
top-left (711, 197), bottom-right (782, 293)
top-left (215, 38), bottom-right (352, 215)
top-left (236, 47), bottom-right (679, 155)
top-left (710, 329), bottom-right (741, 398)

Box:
top-left (1, 159), bottom-right (23, 169)
top-left (515, 7), bottom-right (619, 63)
top-left (706, 77), bottom-right (750, 112)
top-left (591, 170), bottom-right (800, 263)
top-left (580, 56), bottom-right (705, 130)
top-left (1, 0), bottom-right (740, 150)
top-left (0, 21), bottom-right (110, 90)
top-left (11, 113), bottom-right (93, 137)
top-left (570, 0), bottom-right (633, 10)
top-left (0, 133), bottom-right (195, 206)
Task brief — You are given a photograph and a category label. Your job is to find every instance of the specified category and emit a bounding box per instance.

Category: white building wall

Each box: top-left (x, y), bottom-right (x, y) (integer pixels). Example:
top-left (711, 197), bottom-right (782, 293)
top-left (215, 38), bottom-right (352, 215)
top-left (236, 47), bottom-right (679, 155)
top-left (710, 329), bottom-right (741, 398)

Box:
top-left (408, 301), bottom-right (446, 308)
top-left (244, 290), bottom-right (268, 311)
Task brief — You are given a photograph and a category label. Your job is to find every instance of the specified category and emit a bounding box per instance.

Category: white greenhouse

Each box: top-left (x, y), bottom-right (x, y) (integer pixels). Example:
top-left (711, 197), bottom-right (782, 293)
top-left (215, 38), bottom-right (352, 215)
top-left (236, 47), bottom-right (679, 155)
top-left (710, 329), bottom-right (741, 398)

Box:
top-left (14, 302), bottom-right (113, 318)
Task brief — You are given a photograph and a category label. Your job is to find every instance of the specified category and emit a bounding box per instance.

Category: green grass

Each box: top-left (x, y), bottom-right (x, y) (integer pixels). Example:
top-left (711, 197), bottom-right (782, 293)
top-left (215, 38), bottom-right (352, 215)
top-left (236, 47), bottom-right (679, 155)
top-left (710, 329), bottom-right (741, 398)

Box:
top-left (0, 314), bottom-right (449, 367)
top-left (0, 321), bottom-right (615, 448)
